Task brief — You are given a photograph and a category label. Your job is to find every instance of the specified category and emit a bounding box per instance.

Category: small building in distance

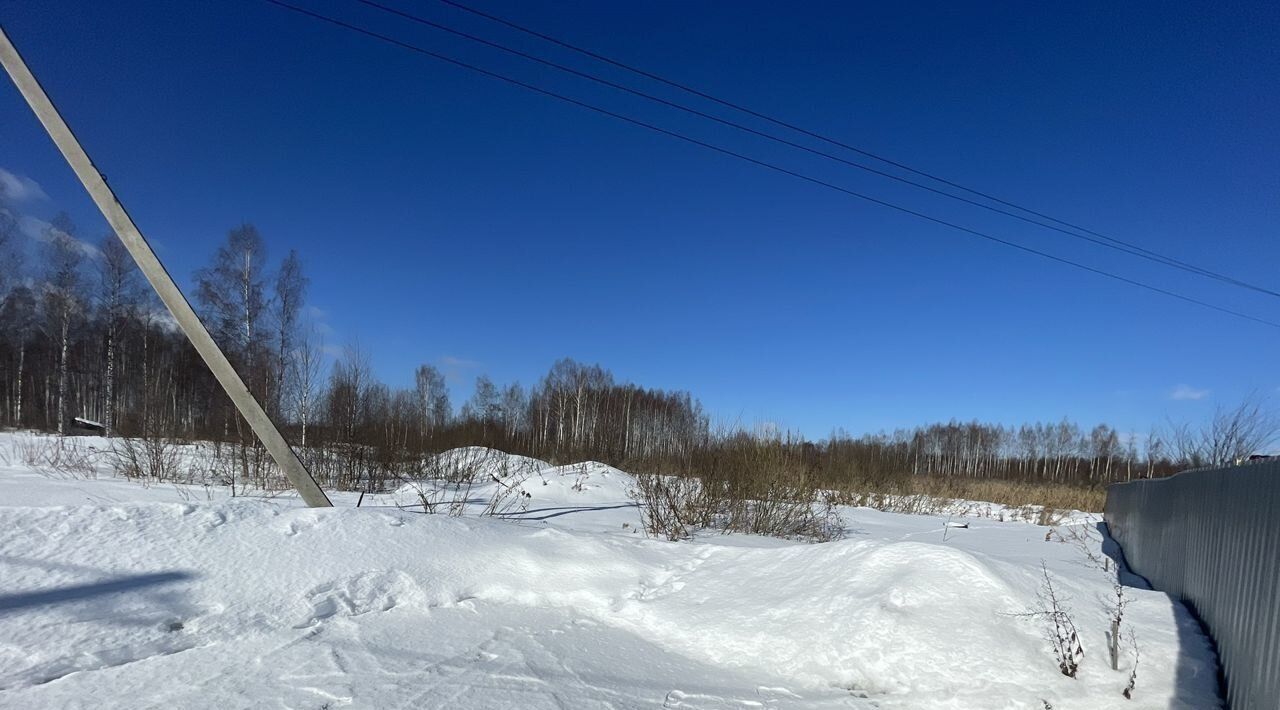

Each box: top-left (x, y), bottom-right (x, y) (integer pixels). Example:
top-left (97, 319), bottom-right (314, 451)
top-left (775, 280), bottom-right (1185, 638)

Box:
top-left (71, 417), bottom-right (105, 434)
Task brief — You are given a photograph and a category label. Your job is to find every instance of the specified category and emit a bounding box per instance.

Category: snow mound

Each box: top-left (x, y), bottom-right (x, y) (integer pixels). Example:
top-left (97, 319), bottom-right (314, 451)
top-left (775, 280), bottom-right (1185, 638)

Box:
top-left (0, 435), bottom-right (1219, 707)
top-left (0, 498), bottom-right (1220, 709)
top-left (430, 445), bottom-right (552, 475)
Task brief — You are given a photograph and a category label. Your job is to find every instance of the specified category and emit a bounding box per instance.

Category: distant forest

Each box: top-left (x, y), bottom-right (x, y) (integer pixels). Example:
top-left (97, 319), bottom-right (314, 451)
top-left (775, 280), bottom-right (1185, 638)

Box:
top-left (1, 203), bottom-right (1273, 495)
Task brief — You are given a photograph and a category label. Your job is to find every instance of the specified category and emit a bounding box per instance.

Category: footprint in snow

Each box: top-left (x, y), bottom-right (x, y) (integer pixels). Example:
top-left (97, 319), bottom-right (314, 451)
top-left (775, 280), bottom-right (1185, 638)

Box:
top-left (295, 571), bottom-right (431, 628)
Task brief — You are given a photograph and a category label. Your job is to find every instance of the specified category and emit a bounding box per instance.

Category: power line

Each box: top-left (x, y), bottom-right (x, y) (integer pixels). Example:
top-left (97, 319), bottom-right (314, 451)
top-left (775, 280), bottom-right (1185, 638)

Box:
top-left (357, 0), bottom-right (1220, 284)
top-left (420, 0), bottom-right (1280, 301)
top-left (261, 0), bottom-right (1280, 331)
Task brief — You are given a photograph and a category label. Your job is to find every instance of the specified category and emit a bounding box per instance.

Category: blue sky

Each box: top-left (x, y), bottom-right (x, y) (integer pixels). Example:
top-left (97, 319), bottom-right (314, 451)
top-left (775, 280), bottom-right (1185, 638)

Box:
top-left (2, 0), bottom-right (1277, 438)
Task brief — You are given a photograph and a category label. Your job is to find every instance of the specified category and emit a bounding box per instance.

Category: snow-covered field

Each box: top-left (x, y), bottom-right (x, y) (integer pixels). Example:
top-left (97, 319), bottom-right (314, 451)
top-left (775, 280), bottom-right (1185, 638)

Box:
top-left (0, 432), bottom-right (1220, 709)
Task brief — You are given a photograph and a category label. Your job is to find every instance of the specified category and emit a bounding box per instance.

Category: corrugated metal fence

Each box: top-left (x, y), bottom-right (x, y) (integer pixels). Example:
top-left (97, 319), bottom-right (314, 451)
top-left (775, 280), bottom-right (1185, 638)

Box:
top-left (1105, 459), bottom-right (1280, 709)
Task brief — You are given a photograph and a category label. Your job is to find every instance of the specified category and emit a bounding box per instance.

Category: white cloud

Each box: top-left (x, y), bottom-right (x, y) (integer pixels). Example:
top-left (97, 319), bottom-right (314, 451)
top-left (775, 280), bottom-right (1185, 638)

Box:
top-left (16, 214), bottom-right (101, 258)
top-left (303, 305), bottom-right (335, 336)
top-left (16, 214), bottom-right (43, 241)
top-left (439, 355), bottom-right (482, 369)
top-left (1169, 384), bottom-right (1210, 401)
top-left (120, 305), bottom-right (179, 333)
top-left (0, 168), bottom-right (49, 203)
top-left (1, 171), bottom-right (101, 262)
top-left (144, 307), bottom-right (181, 334)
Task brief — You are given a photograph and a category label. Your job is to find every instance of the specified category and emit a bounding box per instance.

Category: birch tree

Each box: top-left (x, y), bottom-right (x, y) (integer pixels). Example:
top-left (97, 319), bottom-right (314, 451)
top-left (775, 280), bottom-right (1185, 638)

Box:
top-left (195, 224), bottom-right (268, 370)
top-left (194, 224), bottom-right (271, 487)
top-left (0, 191), bottom-right (16, 298)
top-left (413, 364), bottom-right (450, 434)
top-left (97, 235), bottom-right (139, 437)
top-left (500, 382), bottom-right (527, 438)
top-left (41, 214), bottom-right (84, 436)
top-left (288, 325), bottom-right (323, 448)
top-left (272, 250), bottom-right (307, 415)
top-left (463, 375), bottom-right (501, 435)
top-left (0, 286), bottom-right (37, 426)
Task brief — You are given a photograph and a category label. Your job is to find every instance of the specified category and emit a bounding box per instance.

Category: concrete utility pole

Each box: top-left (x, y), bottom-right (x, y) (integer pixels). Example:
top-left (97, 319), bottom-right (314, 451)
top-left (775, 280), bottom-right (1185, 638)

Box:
top-left (0, 26), bottom-right (332, 507)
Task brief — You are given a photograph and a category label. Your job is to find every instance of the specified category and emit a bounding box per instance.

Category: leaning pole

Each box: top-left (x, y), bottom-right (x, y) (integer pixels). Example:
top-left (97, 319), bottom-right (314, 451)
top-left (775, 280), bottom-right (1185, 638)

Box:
top-left (0, 26), bottom-right (332, 508)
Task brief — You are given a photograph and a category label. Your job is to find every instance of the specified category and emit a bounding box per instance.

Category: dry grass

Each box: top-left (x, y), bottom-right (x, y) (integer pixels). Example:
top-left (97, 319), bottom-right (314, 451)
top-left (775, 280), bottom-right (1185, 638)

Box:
top-left (832, 476), bottom-right (1105, 520)
top-left (629, 437), bottom-right (1105, 538)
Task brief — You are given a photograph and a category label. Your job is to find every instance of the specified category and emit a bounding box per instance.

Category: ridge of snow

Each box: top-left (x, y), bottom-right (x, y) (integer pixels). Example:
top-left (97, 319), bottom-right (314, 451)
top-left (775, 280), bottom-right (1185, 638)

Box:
top-left (0, 432), bottom-right (1220, 708)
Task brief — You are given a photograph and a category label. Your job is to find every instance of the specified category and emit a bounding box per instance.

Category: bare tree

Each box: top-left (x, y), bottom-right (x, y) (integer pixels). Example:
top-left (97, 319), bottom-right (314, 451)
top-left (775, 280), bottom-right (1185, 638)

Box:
top-left (0, 185), bottom-right (18, 298)
top-left (1167, 420), bottom-right (1204, 469)
top-left (500, 382), bottom-right (527, 438)
top-left (1143, 426), bottom-right (1165, 478)
top-left (98, 235), bottom-right (139, 437)
top-left (413, 363), bottom-right (450, 434)
top-left (1202, 394), bottom-right (1279, 465)
top-left (272, 249), bottom-right (307, 414)
top-left (463, 375), bottom-right (501, 435)
top-left (194, 224), bottom-right (272, 488)
top-left (195, 224), bottom-right (267, 367)
top-left (1168, 394), bottom-right (1279, 468)
top-left (41, 213), bottom-right (84, 436)
top-left (288, 324), bottom-right (324, 447)
top-left (0, 160), bottom-right (27, 427)
top-left (0, 286), bottom-right (37, 426)
top-left (328, 343), bottom-right (373, 444)
top-left (1088, 424), bottom-right (1120, 482)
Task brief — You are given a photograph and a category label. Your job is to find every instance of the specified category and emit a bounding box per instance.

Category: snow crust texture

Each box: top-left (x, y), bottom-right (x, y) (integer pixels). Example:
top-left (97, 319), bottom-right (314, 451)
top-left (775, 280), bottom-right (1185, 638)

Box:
top-left (0, 436), bottom-right (1221, 709)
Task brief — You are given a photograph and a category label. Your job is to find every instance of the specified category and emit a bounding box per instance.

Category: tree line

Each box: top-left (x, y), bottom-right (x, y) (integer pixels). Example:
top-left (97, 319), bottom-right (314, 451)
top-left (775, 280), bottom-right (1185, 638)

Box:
top-left (1, 198), bottom-right (1272, 493)
top-left (0, 206), bottom-right (711, 489)
top-left (0, 212), bottom-right (304, 445)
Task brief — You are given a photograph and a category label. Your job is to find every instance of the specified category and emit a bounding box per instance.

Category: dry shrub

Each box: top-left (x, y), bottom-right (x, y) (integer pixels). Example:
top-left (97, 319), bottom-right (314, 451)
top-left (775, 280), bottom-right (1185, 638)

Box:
top-left (631, 473), bottom-right (711, 540)
top-left (306, 440), bottom-right (422, 493)
top-left (1016, 562), bottom-right (1086, 678)
top-left (725, 486), bottom-right (842, 541)
top-left (632, 436), bottom-right (844, 542)
top-left (1123, 632), bottom-right (1140, 699)
top-left (109, 435), bottom-right (182, 482)
top-left (482, 471), bottom-right (534, 516)
top-left (402, 448), bottom-right (539, 518)
top-left (16, 434), bottom-right (100, 478)
top-left (204, 441), bottom-right (289, 495)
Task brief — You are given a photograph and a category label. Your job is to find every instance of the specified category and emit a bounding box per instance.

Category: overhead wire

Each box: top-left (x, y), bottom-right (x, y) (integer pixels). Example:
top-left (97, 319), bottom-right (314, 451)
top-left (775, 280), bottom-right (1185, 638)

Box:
top-left (417, 0), bottom-right (1280, 301)
top-left (261, 0), bottom-right (1280, 330)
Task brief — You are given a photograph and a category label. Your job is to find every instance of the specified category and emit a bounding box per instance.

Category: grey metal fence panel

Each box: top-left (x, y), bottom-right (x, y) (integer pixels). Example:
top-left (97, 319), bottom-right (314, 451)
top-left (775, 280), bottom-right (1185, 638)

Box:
top-left (1106, 460), bottom-right (1280, 709)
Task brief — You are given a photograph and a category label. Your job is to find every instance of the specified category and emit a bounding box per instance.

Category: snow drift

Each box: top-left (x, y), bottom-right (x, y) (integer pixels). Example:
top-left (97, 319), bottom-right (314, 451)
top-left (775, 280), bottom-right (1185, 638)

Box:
top-left (0, 436), bottom-right (1220, 708)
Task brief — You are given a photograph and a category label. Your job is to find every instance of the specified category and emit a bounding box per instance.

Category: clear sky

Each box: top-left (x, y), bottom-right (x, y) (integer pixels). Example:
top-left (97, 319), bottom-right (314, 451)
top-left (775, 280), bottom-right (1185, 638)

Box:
top-left (2, 0), bottom-right (1277, 438)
